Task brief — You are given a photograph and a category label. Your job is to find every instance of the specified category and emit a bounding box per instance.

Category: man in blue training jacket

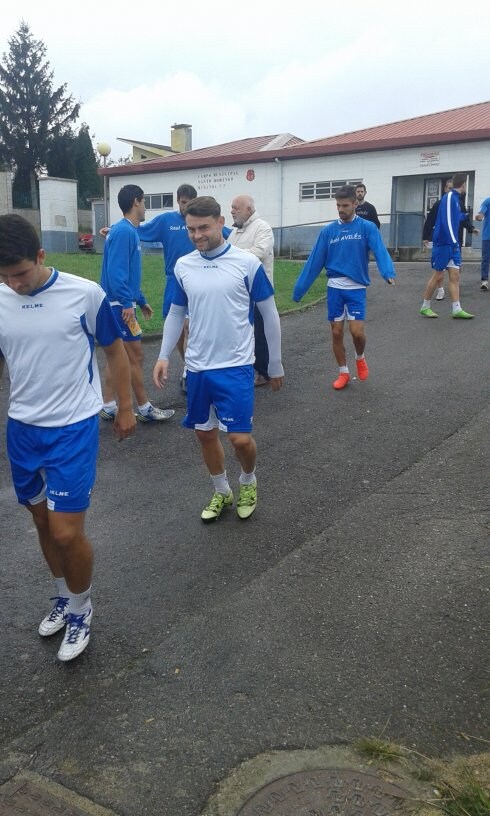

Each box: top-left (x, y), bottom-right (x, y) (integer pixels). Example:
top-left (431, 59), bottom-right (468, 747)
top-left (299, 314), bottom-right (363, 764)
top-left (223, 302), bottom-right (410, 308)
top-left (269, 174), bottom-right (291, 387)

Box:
top-left (293, 184), bottom-right (396, 390)
top-left (100, 184), bottom-right (175, 422)
top-left (420, 172), bottom-right (474, 319)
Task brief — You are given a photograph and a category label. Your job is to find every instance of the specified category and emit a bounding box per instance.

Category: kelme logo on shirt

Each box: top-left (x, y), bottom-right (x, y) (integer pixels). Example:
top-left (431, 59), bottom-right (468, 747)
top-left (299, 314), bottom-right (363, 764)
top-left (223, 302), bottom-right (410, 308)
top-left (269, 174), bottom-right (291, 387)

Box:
top-left (22, 303), bottom-right (44, 309)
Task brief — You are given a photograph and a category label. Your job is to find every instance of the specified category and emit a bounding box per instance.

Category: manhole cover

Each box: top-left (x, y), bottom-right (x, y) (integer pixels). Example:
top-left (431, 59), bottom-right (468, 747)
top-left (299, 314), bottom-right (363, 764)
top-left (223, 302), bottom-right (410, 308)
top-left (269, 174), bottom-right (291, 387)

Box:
top-left (0, 777), bottom-right (91, 815)
top-left (235, 768), bottom-right (415, 816)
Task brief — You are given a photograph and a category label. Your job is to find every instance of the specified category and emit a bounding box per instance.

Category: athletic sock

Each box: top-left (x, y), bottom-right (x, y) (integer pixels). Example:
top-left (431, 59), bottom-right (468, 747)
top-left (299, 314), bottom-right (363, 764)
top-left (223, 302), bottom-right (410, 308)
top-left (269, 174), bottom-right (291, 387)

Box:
top-left (452, 301), bottom-right (461, 313)
top-left (239, 469), bottom-right (257, 486)
top-left (355, 353), bottom-right (365, 361)
top-left (211, 471), bottom-right (231, 495)
top-left (66, 585), bottom-right (92, 616)
top-left (102, 400), bottom-right (117, 413)
top-left (54, 576), bottom-right (69, 597)
top-left (137, 401), bottom-right (151, 415)
top-left (339, 365), bottom-right (349, 374)
top-left (422, 299), bottom-right (431, 309)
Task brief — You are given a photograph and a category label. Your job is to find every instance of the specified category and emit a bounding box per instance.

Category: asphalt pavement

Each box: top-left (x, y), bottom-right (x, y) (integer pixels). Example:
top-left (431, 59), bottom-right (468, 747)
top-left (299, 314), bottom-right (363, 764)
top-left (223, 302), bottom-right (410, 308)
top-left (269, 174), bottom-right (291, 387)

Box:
top-left (0, 262), bottom-right (488, 815)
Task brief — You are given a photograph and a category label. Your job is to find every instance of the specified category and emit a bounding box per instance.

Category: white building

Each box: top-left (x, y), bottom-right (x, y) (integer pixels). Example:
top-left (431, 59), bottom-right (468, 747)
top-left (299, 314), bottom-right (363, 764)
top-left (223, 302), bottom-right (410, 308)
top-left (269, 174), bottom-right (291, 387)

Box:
top-left (100, 102), bottom-right (490, 256)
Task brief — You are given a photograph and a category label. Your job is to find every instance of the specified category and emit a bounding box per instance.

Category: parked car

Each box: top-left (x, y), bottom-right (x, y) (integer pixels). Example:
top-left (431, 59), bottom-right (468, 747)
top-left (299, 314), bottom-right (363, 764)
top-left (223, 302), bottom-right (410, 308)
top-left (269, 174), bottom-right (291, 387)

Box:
top-left (78, 233), bottom-right (94, 251)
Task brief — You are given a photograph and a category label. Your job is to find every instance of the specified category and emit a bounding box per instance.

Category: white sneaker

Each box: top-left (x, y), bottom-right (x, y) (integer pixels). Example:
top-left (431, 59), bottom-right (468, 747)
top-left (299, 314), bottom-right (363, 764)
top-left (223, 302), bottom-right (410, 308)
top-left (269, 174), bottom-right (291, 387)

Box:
top-left (136, 405), bottom-right (175, 422)
top-left (57, 608), bottom-right (92, 662)
top-left (39, 596), bottom-right (70, 637)
top-left (480, 281), bottom-right (489, 291)
top-left (435, 288), bottom-right (445, 300)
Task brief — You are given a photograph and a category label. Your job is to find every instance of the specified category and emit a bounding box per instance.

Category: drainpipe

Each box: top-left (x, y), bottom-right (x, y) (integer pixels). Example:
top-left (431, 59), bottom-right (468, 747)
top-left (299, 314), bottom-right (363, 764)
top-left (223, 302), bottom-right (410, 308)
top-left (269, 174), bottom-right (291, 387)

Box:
top-left (274, 157), bottom-right (283, 256)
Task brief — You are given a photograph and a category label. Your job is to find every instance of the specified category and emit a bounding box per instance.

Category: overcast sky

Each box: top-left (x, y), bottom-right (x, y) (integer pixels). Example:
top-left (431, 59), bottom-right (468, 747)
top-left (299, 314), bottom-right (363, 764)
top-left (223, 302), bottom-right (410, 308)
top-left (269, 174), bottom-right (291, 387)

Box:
top-left (1, 0), bottom-right (489, 162)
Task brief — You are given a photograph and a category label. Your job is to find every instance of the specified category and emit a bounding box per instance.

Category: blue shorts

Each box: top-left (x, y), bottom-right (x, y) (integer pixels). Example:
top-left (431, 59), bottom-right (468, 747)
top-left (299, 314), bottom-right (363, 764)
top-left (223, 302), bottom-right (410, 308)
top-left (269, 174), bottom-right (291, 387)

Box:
top-left (111, 305), bottom-right (142, 342)
top-left (327, 287), bottom-right (367, 321)
top-left (7, 416), bottom-right (99, 512)
top-left (184, 366), bottom-right (254, 433)
top-left (431, 245), bottom-right (461, 271)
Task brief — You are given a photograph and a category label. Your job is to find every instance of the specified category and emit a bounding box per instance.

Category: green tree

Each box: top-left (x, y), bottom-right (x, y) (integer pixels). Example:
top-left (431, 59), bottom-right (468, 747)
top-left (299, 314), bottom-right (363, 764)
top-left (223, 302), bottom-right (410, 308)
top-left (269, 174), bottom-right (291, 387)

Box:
top-left (0, 20), bottom-right (80, 208)
top-left (46, 132), bottom-right (77, 180)
top-left (74, 124), bottom-right (102, 206)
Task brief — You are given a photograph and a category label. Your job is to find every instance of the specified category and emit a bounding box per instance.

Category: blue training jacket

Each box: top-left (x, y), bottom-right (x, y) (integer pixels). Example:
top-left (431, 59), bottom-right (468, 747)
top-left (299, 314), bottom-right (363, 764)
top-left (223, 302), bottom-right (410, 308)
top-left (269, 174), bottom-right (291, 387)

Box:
top-left (293, 215), bottom-right (395, 301)
top-left (100, 218), bottom-right (147, 308)
top-left (433, 189), bottom-right (466, 247)
top-left (137, 212), bottom-right (233, 278)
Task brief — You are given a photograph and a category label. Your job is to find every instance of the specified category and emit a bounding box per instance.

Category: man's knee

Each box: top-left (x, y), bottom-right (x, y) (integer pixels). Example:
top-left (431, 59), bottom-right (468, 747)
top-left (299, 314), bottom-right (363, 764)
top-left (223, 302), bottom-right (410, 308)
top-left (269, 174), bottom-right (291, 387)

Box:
top-left (195, 428), bottom-right (218, 447)
top-left (125, 340), bottom-right (144, 364)
top-left (331, 322), bottom-right (344, 339)
top-left (229, 432), bottom-right (253, 453)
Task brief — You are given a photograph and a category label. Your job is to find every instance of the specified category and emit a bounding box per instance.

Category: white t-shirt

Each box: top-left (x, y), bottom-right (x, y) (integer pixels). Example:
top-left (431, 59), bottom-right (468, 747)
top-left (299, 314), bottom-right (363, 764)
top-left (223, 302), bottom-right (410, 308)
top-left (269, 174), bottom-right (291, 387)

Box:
top-left (173, 243), bottom-right (274, 372)
top-left (0, 269), bottom-right (121, 426)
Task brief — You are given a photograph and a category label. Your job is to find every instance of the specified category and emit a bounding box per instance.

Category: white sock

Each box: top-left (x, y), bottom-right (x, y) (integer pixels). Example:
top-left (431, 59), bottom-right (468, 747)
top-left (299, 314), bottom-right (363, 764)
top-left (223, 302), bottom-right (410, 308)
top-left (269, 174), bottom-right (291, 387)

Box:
top-left (138, 401), bottom-right (151, 414)
top-left (239, 469), bottom-right (256, 486)
top-left (339, 365), bottom-right (349, 374)
top-left (422, 299), bottom-right (431, 309)
top-left (355, 353), bottom-right (365, 361)
top-left (54, 576), bottom-right (69, 598)
top-left (452, 301), bottom-right (461, 313)
top-left (66, 585), bottom-right (92, 616)
top-left (103, 400), bottom-right (117, 412)
top-left (211, 471), bottom-right (231, 495)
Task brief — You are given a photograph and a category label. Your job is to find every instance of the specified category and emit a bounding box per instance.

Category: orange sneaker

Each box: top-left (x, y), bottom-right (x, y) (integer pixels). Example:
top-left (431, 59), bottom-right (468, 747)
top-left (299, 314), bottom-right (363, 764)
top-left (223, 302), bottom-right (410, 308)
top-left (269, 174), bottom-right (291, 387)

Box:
top-left (356, 358), bottom-right (369, 381)
top-left (333, 372), bottom-right (350, 390)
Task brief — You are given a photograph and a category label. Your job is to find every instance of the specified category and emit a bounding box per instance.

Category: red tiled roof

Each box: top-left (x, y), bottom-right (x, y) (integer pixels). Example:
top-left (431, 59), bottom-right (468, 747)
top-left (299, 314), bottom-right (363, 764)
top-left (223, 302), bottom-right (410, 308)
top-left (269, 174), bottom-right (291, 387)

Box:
top-left (101, 102), bottom-right (490, 176)
top-left (280, 101), bottom-right (490, 158)
top-left (102, 134), bottom-right (304, 176)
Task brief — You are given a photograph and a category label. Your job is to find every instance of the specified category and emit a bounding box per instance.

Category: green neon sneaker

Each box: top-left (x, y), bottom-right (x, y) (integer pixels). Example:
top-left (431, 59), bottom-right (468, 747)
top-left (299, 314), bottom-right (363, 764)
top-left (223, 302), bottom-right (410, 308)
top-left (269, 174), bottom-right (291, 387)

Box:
top-left (236, 483), bottom-right (257, 520)
top-left (201, 490), bottom-right (233, 523)
top-left (419, 307), bottom-right (438, 318)
top-left (452, 309), bottom-right (474, 319)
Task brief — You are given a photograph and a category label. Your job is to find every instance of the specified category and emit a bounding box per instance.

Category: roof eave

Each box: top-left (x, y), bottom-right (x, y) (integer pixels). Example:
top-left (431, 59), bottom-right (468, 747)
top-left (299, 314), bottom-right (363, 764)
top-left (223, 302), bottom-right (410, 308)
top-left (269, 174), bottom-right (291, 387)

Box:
top-left (98, 129), bottom-right (490, 176)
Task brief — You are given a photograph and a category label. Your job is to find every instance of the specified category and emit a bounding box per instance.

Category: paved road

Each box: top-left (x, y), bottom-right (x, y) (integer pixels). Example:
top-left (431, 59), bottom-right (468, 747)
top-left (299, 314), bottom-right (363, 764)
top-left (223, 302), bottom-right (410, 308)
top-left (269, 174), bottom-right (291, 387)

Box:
top-left (0, 263), bottom-right (488, 815)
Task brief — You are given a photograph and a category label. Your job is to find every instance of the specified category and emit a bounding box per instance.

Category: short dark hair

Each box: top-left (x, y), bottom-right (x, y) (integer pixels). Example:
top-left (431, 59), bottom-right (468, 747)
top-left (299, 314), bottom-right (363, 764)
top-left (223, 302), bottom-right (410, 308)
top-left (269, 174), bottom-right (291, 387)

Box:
top-left (184, 196), bottom-right (221, 218)
top-left (335, 185), bottom-right (357, 202)
top-left (0, 214), bottom-right (41, 266)
top-left (118, 184), bottom-right (144, 215)
top-left (355, 183), bottom-right (366, 191)
top-left (177, 183), bottom-right (197, 201)
top-left (451, 173), bottom-right (467, 189)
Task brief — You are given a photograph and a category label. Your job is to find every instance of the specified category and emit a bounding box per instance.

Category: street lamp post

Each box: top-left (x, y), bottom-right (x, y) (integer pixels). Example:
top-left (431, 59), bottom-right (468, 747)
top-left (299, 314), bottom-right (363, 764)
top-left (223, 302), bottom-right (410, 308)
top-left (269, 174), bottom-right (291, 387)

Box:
top-left (97, 142), bottom-right (111, 228)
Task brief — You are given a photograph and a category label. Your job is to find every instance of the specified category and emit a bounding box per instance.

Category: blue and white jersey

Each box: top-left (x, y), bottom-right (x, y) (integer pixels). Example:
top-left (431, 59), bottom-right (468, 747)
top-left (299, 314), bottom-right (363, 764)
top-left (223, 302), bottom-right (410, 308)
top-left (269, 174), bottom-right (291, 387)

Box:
top-left (0, 270), bottom-right (122, 426)
top-left (173, 243), bottom-right (274, 372)
top-left (293, 215), bottom-right (395, 301)
top-left (433, 189), bottom-right (465, 247)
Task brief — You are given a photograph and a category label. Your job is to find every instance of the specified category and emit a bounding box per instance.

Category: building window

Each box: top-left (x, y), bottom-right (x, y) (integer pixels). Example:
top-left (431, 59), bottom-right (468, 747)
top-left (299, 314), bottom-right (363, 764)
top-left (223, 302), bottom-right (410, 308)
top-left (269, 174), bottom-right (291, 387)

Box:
top-left (299, 180), bottom-right (362, 201)
top-left (144, 193), bottom-right (173, 210)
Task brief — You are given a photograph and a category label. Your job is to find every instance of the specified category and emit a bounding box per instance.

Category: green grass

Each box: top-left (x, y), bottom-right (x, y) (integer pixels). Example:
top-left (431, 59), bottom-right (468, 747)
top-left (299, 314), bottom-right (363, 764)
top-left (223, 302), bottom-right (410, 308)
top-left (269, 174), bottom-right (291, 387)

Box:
top-left (354, 736), bottom-right (404, 763)
top-left (440, 778), bottom-right (490, 816)
top-left (44, 252), bottom-right (325, 334)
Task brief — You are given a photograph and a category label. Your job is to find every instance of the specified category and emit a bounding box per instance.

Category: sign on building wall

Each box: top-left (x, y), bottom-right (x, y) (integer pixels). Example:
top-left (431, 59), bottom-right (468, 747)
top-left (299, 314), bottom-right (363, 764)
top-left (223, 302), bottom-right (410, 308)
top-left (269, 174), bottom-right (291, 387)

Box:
top-left (196, 169), bottom-right (240, 190)
top-left (420, 151), bottom-right (440, 167)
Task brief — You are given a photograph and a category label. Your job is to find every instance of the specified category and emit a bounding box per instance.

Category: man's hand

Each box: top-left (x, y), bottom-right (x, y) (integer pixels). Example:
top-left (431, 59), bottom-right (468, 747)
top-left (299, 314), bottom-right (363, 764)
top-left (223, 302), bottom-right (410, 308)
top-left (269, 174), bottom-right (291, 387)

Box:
top-left (153, 359), bottom-right (169, 389)
top-left (472, 228), bottom-right (480, 236)
top-left (475, 214), bottom-right (484, 222)
top-left (269, 375), bottom-right (284, 391)
top-left (140, 303), bottom-right (153, 320)
top-left (113, 406), bottom-right (136, 440)
top-left (100, 227), bottom-right (110, 238)
top-left (121, 306), bottom-right (135, 325)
